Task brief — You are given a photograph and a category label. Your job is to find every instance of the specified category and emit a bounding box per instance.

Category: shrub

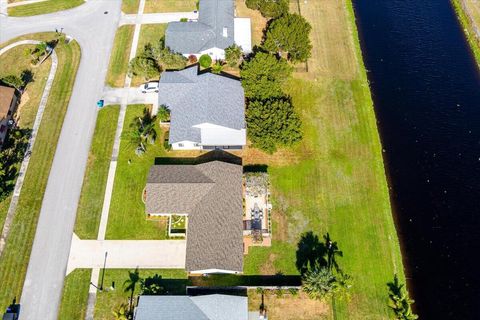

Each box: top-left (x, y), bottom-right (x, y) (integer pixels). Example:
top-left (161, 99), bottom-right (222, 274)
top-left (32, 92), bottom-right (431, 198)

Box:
top-left (240, 52), bottom-right (293, 100)
top-left (180, 17), bottom-right (188, 22)
top-left (199, 54), bottom-right (212, 68)
top-left (246, 97), bottom-right (302, 153)
top-left (225, 44), bottom-right (243, 67)
top-left (158, 105), bottom-right (170, 122)
top-left (188, 55), bottom-right (198, 64)
top-left (128, 56), bottom-right (160, 79)
top-left (263, 13), bottom-right (313, 63)
top-left (0, 75), bottom-right (23, 90)
top-left (246, 0), bottom-right (289, 18)
top-left (211, 60), bottom-right (224, 74)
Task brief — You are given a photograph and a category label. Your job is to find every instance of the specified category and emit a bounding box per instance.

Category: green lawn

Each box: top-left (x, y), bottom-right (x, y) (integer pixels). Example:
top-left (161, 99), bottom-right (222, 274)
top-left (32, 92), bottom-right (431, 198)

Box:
top-left (452, 0), bottom-right (480, 67)
top-left (8, 0), bottom-right (84, 16)
top-left (122, 0), bottom-right (139, 14)
top-left (74, 105), bottom-right (120, 239)
top-left (242, 1), bottom-right (405, 318)
top-left (95, 269), bottom-right (188, 319)
top-left (132, 24), bottom-right (167, 86)
top-left (105, 105), bottom-right (169, 240)
top-left (144, 0), bottom-right (196, 14)
top-left (58, 269), bottom-right (91, 320)
top-left (0, 197), bottom-right (10, 237)
top-left (0, 33), bottom-right (81, 311)
top-left (106, 25), bottom-right (134, 88)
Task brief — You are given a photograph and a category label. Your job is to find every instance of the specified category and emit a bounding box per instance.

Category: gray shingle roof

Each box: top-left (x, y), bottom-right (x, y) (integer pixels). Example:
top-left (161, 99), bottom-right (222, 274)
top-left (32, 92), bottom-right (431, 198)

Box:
top-left (135, 295), bottom-right (248, 320)
top-left (165, 0), bottom-right (235, 54)
top-left (146, 160), bottom-right (243, 272)
top-left (158, 66), bottom-right (245, 144)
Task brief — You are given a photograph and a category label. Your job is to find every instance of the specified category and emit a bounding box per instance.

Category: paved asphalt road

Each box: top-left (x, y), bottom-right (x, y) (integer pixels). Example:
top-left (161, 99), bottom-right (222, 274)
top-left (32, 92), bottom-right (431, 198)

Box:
top-left (0, 2), bottom-right (122, 319)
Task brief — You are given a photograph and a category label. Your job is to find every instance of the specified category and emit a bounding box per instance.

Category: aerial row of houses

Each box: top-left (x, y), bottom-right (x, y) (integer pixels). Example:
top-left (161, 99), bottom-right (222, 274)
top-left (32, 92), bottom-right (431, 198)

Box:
top-left (140, 0), bottom-right (269, 318)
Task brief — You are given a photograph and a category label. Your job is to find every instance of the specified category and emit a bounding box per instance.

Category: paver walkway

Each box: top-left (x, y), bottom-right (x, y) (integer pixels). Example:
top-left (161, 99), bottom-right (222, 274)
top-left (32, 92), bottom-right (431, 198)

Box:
top-left (67, 234), bottom-right (186, 274)
top-left (0, 40), bottom-right (57, 256)
top-left (119, 11), bottom-right (198, 25)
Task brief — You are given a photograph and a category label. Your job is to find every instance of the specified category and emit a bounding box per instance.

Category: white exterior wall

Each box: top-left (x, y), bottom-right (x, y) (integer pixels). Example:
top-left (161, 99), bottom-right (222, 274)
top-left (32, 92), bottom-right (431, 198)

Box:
top-left (182, 47), bottom-right (226, 61)
top-left (171, 140), bottom-right (202, 150)
top-left (189, 268), bottom-right (240, 275)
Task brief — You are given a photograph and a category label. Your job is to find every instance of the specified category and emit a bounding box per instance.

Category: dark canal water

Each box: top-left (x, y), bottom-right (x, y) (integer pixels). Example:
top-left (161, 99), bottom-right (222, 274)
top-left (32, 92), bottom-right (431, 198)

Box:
top-left (352, 0), bottom-right (480, 318)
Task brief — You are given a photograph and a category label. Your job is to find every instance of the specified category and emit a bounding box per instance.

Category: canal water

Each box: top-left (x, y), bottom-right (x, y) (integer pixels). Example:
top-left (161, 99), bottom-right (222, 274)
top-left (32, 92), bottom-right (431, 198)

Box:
top-left (352, 0), bottom-right (480, 318)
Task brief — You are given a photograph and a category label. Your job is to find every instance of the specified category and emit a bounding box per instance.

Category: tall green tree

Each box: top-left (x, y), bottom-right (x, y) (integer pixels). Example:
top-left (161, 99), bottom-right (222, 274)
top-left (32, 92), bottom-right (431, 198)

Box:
top-left (263, 13), bottom-right (313, 63)
top-left (246, 97), bottom-right (302, 153)
top-left (240, 52), bottom-right (292, 99)
top-left (128, 56), bottom-right (160, 79)
top-left (302, 266), bottom-right (337, 300)
top-left (123, 268), bottom-right (141, 313)
top-left (125, 109), bottom-right (157, 156)
top-left (0, 75), bottom-right (24, 90)
top-left (245, 0), bottom-right (289, 18)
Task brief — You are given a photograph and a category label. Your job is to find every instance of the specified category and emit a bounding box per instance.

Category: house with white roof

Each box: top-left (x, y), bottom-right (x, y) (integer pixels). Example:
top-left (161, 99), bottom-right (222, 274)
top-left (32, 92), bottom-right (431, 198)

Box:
top-left (165, 0), bottom-right (252, 60)
top-left (158, 65), bottom-right (246, 150)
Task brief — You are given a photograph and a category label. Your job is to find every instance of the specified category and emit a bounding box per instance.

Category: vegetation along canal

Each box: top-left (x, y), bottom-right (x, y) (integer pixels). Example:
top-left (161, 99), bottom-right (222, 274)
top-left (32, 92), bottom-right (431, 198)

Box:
top-left (352, 0), bottom-right (480, 318)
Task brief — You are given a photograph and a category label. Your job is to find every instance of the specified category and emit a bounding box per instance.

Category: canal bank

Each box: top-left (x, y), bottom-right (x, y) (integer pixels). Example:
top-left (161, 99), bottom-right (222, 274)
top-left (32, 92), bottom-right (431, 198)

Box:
top-left (451, 0), bottom-right (480, 67)
top-left (353, 0), bottom-right (480, 318)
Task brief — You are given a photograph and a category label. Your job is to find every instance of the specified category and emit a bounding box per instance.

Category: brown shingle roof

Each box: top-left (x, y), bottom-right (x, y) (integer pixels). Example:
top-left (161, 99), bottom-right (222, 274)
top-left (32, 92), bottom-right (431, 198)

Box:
top-left (146, 160), bottom-right (243, 272)
top-left (0, 86), bottom-right (15, 120)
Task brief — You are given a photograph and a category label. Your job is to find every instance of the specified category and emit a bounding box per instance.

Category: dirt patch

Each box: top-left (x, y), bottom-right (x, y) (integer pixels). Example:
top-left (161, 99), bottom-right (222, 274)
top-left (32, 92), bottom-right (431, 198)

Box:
top-left (242, 144), bottom-right (302, 167)
top-left (259, 253), bottom-right (277, 274)
top-left (249, 290), bottom-right (330, 320)
top-left (272, 208), bottom-right (288, 242)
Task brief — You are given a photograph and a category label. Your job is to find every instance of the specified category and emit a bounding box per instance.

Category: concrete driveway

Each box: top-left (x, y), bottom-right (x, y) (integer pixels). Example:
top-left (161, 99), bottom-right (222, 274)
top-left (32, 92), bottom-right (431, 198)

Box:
top-left (1, 2), bottom-right (122, 319)
top-left (67, 234), bottom-right (186, 274)
top-left (101, 85), bottom-right (159, 106)
top-left (119, 11), bottom-right (198, 25)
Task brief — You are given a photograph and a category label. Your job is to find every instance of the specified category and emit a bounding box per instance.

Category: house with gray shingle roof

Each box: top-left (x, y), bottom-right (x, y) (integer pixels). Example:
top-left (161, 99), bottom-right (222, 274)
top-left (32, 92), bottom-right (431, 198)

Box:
top-left (135, 294), bottom-right (256, 320)
top-left (165, 0), bottom-right (252, 60)
top-left (158, 65), bottom-right (246, 150)
top-left (145, 159), bottom-right (243, 274)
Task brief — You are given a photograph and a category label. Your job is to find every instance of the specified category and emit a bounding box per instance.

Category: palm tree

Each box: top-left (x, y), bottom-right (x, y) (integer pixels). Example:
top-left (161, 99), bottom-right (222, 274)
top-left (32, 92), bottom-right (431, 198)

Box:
top-left (124, 268), bottom-right (141, 313)
top-left (324, 233), bottom-right (343, 272)
top-left (387, 274), bottom-right (418, 320)
top-left (126, 109), bottom-right (158, 156)
top-left (302, 266), bottom-right (336, 300)
top-left (112, 303), bottom-right (129, 320)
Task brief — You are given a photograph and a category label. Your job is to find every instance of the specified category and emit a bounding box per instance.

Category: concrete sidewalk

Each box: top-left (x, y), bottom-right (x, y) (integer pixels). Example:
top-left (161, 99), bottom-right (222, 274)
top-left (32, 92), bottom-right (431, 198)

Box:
top-left (67, 234), bottom-right (186, 274)
top-left (119, 11), bottom-right (198, 25)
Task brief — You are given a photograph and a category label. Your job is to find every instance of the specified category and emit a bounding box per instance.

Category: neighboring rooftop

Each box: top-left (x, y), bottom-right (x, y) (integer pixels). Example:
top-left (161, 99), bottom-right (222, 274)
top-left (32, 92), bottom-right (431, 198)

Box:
top-left (158, 66), bottom-right (245, 144)
top-left (0, 86), bottom-right (15, 120)
top-left (146, 160), bottom-right (243, 272)
top-left (165, 0), bottom-right (235, 54)
top-left (135, 294), bottom-right (248, 320)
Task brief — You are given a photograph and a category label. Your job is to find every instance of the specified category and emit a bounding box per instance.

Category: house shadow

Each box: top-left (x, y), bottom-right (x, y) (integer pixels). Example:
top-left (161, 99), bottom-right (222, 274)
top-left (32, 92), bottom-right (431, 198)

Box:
top-left (243, 164), bottom-right (268, 173)
top-left (155, 150), bottom-right (242, 166)
top-left (295, 231), bottom-right (328, 275)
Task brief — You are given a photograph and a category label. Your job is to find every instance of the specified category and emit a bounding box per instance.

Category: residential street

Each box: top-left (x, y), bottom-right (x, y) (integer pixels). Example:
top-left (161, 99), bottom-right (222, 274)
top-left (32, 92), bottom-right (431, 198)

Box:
top-left (0, 2), bottom-right (122, 319)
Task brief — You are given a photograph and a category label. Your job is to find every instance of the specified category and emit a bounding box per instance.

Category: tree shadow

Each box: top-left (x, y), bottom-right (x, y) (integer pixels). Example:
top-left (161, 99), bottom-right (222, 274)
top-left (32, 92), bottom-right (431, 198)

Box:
top-left (387, 274), bottom-right (403, 297)
top-left (20, 69), bottom-right (34, 87)
top-left (295, 231), bottom-right (327, 275)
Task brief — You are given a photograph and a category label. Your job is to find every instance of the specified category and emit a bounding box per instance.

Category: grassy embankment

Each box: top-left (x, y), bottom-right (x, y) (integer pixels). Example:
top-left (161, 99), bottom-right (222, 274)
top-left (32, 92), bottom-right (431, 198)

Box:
top-left (0, 33), bottom-right (81, 311)
top-left (0, 43), bottom-right (51, 232)
top-left (8, 0), bottom-right (84, 16)
top-left (451, 0), bottom-right (480, 67)
top-left (106, 26), bottom-right (135, 88)
top-left (58, 269), bottom-right (92, 320)
top-left (73, 106), bottom-right (120, 239)
top-left (144, 0), bottom-right (196, 14)
top-left (240, 0), bottom-right (406, 318)
top-left (94, 269), bottom-right (187, 318)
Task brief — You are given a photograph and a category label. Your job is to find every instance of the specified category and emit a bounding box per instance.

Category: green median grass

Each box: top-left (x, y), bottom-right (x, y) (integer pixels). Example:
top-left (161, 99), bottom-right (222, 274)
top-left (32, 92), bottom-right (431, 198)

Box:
top-left (8, 0), bottom-right (84, 16)
top-left (0, 33), bottom-right (81, 311)
top-left (106, 25), bottom-right (135, 88)
top-left (74, 105), bottom-right (120, 239)
top-left (95, 269), bottom-right (188, 318)
top-left (106, 105), bottom-right (169, 240)
top-left (242, 1), bottom-right (405, 318)
top-left (58, 269), bottom-right (92, 320)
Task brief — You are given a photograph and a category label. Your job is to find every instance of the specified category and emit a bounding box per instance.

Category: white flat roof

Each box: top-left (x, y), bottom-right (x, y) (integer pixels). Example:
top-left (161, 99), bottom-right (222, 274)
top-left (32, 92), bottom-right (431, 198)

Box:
top-left (201, 127), bottom-right (246, 146)
top-left (234, 18), bottom-right (252, 53)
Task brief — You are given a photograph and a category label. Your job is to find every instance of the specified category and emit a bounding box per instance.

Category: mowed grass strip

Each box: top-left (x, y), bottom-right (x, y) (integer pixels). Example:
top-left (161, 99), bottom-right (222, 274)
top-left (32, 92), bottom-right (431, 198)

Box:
top-left (132, 24), bottom-right (167, 87)
top-left (106, 25), bottom-right (135, 87)
top-left (144, 0), bottom-right (196, 13)
top-left (94, 269), bottom-right (188, 319)
top-left (452, 0), bottom-right (480, 67)
top-left (122, 0), bottom-right (140, 14)
top-left (105, 105), bottom-right (169, 240)
top-left (242, 0), bottom-right (405, 318)
top-left (58, 269), bottom-right (92, 320)
top-left (74, 105), bottom-right (120, 239)
top-left (0, 33), bottom-right (81, 311)
top-left (8, 0), bottom-right (84, 16)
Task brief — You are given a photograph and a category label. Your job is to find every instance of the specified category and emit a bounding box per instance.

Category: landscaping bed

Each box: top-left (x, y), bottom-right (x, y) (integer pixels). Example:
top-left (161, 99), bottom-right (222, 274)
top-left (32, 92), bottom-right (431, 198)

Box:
top-left (0, 32), bottom-right (81, 311)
